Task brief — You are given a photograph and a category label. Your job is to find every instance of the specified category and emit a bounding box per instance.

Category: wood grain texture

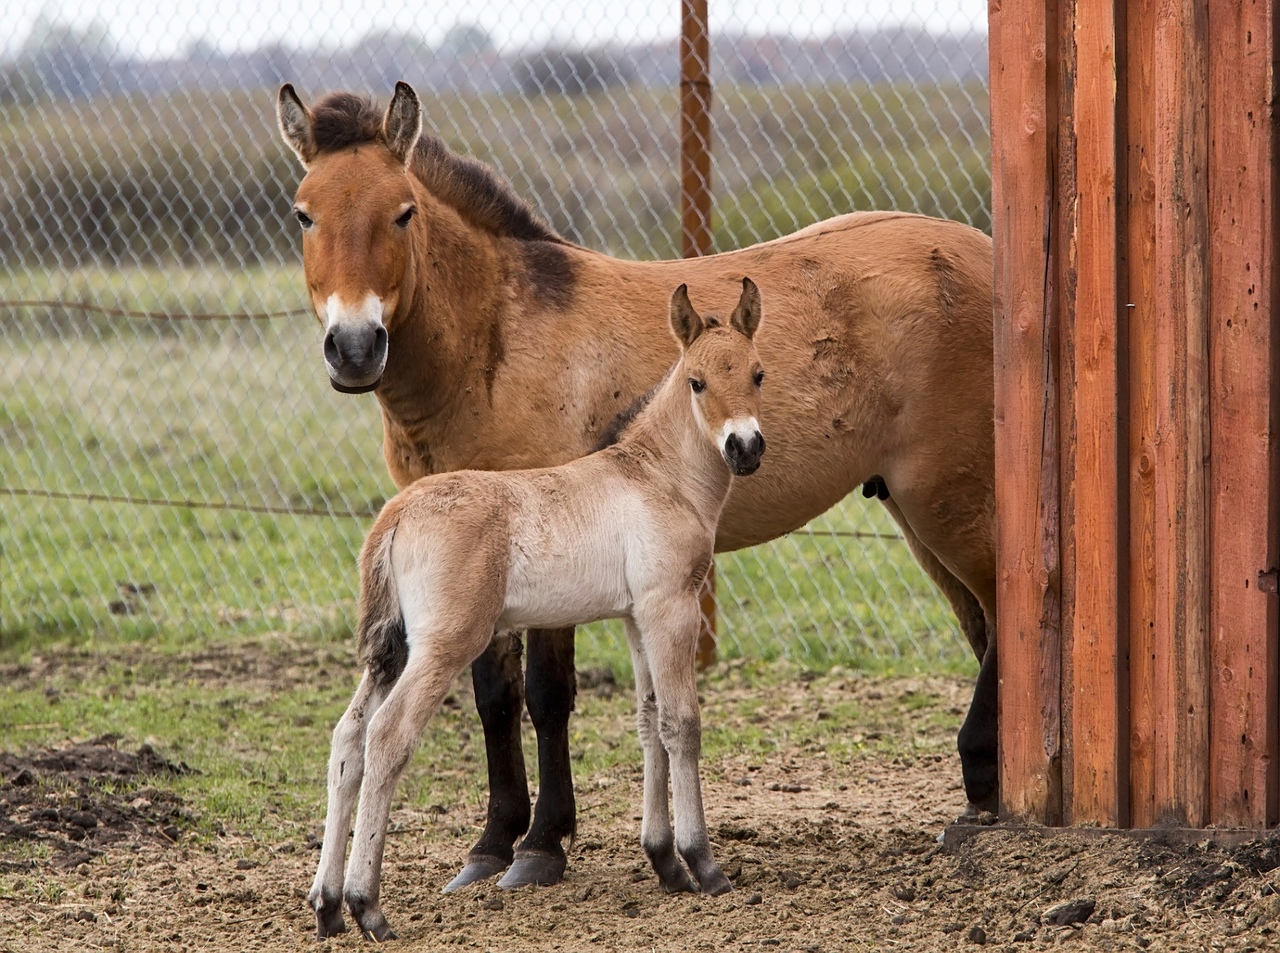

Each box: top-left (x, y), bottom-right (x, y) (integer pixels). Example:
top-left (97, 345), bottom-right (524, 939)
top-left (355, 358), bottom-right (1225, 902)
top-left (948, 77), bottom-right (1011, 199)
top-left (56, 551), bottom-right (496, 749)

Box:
top-left (1124, 0), bottom-right (1161, 830)
top-left (1151, 0), bottom-right (1211, 828)
top-left (1206, 0), bottom-right (1280, 828)
top-left (681, 0), bottom-right (716, 667)
top-left (990, 0), bottom-right (1061, 824)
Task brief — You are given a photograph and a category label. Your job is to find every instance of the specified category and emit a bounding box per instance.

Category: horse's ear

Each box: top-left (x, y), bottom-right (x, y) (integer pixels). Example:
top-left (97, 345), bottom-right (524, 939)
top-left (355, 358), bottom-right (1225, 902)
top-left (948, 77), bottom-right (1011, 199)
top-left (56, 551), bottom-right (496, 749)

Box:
top-left (669, 284), bottom-right (704, 349)
top-left (383, 81), bottom-right (423, 165)
top-left (277, 84), bottom-right (316, 167)
top-left (729, 277), bottom-right (763, 340)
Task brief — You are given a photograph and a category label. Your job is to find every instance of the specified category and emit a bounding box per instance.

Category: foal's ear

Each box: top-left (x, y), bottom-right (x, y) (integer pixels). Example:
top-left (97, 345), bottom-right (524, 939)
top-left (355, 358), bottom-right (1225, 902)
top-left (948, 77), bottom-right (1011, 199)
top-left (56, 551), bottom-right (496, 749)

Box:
top-left (729, 277), bottom-right (763, 340)
top-left (383, 81), bottom-right (423, 165)
top-left (277, 84), bottom-right (317, 167)
top-left (669, 284), bottom-right (704, 349)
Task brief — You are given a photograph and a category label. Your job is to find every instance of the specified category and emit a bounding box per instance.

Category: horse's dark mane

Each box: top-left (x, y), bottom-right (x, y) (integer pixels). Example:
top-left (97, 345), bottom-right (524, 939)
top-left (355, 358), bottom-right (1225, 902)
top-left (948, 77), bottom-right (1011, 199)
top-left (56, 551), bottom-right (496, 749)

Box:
top-left (308, 91), bottom-right (565, 244)
top-left (592, 366), bottom-right (674, 452)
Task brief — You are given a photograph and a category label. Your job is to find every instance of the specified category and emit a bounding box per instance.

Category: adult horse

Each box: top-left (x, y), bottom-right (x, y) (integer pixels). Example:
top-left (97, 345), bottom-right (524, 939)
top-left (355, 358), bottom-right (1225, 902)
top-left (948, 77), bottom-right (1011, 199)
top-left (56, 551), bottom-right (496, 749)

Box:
top-left (278, 81), bottom-right (997, 892)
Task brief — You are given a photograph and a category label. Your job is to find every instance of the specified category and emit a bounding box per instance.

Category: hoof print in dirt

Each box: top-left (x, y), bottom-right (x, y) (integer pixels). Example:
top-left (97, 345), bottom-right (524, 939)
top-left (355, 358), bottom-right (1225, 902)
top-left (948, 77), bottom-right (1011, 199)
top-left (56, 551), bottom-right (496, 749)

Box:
top-left (0, 735), bottom-right (193, 866)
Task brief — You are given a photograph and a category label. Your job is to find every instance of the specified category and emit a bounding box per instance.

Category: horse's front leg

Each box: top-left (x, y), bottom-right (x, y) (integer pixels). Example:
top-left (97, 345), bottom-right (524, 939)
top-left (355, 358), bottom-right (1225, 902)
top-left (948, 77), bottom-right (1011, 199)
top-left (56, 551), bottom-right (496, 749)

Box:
top-left (624, 619), bottom-right (696, 893)
top-left (308, 670), bottom-right (389, 938)
top-left (499, 626), bottom-right (578, 889)
top-left (636, 598), bottom-right (731, 896)
top-left (443, 633), bottom-right (531, 892)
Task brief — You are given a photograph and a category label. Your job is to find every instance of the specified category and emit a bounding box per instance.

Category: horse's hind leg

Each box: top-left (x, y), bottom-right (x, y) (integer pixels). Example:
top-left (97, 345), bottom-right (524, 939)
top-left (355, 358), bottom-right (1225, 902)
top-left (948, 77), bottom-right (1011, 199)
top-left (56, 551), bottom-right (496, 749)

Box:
top-left (308, 670), bottom-right (390, 938)
top-left (499, 626), bottom-right (577, 889)
top-left (344, 624), bottom-right (492, 942)
top-left (624, 619), bottom-right (696, 894)
top-left (635, 600), bottom-right (731, 896)
top-left (444, 633), bottom-right (530, 892)
top-left (880, 496), bottom-right (999, 815)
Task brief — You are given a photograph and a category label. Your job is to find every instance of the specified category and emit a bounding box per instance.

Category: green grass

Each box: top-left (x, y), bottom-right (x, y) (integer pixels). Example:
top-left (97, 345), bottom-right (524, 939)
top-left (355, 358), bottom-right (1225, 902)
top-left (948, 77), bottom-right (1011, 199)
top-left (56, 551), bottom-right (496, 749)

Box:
top-left (0, 265), bottom-right (972, 673)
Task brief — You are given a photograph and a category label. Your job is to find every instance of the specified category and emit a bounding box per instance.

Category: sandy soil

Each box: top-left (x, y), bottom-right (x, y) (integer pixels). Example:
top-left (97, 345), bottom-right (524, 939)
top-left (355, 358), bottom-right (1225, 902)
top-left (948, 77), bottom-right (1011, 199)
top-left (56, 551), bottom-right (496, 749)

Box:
top-left (1, 672), bottom-right (1277, 953)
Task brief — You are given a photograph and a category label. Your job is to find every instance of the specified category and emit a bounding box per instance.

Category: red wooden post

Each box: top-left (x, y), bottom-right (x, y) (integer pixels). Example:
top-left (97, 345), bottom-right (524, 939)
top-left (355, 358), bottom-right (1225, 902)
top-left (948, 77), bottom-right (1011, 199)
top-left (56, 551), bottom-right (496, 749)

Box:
top-left (680, 0), bottom-right (717, 668)
top-left (990, 0), bottom-right (1279, 831)
top-left (1206, 0), bottom-right (1280, 828)
top-left (989, 0), bottom-right (1061, 823)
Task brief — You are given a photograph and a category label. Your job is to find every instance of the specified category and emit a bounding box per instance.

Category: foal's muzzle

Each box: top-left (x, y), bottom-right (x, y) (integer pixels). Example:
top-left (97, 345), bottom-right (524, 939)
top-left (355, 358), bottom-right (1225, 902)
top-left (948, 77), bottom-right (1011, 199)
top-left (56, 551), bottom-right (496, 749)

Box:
top-left (324, 322), bottom-right (388, 394)
top-left (724, 431), bottom-right (766, 476)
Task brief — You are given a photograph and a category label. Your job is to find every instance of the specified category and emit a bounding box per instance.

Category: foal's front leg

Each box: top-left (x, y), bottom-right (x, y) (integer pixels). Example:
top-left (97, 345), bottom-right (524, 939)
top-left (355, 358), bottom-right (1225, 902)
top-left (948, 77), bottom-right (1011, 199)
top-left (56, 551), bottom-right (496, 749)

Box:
top-left (634, 602), bottom-right (731, 896)
top-left (624, 620), bottom-right (696, 894)
top-left (309, 670), bottom-right (390, 938)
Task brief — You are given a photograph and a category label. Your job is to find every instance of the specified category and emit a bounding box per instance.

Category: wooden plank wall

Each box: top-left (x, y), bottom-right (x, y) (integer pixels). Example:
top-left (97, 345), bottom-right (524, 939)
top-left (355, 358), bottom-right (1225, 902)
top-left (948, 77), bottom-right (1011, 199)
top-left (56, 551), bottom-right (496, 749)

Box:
top-left (990, 0), bottom-right (1279, 829)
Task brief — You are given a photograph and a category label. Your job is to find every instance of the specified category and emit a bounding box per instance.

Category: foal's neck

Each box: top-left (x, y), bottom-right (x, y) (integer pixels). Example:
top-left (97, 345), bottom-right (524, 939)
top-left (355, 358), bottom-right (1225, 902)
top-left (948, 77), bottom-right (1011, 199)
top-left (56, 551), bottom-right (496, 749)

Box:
top-left (616, 369), bottom-right (734, 521)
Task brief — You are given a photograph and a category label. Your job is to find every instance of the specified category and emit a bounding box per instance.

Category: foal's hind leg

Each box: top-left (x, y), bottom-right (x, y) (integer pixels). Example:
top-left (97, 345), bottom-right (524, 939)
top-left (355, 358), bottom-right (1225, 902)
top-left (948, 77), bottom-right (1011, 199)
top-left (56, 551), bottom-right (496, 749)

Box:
top-left (624, 619), bottom-right (696, 894)
top-left (344, 626), bottom-right (492, 942)
top-left (500, 627), bottom-right (577, 889)
top-left (445, 633), bottom-right (530, 892)
top-left (308, 670), bottom-right (390, 938)
top-left (634, 599), bottom-right (730, 896)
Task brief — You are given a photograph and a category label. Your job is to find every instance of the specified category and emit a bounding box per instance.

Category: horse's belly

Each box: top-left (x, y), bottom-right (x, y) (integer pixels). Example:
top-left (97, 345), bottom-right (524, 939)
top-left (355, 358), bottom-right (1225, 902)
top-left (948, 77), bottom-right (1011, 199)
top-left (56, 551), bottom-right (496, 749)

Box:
top-left (497, 555), bottom-right (630, 630)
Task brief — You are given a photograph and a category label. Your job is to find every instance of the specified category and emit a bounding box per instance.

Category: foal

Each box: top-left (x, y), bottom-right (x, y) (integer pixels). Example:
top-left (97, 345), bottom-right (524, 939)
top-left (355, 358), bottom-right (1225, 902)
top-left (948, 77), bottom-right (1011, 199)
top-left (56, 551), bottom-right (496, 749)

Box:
top-left (310, 280), bottom-right (767, 940)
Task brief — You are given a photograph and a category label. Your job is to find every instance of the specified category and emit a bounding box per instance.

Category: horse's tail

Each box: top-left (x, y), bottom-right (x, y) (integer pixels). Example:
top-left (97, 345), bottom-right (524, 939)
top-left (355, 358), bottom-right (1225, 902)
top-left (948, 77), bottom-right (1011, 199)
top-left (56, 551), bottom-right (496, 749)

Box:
top-left (357, 518), bottom-right (408, 686)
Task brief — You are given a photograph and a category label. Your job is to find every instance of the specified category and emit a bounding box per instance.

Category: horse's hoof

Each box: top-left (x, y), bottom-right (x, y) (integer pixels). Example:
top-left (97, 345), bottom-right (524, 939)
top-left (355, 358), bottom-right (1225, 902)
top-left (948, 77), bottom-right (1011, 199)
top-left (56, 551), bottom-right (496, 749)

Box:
top-left (497, 849), bottom-right (567, 889)
top-left (442, 855), bottom-right (509, 893)
top-left (346, 894), bottom-right (398, 942)
top-left (659, 871), bottom-right (698, 894)
top-left (697, 870), bottom-right (733, 896)
top-left (311, 888), bottom-right (348, 938)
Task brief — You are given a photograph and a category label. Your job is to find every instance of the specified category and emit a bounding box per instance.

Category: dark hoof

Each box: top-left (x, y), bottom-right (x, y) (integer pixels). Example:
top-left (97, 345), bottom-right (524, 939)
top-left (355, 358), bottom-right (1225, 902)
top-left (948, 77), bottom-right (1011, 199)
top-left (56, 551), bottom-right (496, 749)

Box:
top-left (310, 889), bottom-right (348, 939)
top-left (660, 871), bottom-right (697, 894)
top-left (346, 894), bottom-right (398, 942)
top-left (315, 908), bottom-right (348, 938)
top-left (697, 870), bottom-right (733, 896)
top-left (442, 855), bottom-right (509, 893)
top-left (497, 849), bottom-right (567, 889)
top-left (961, 799), bottom-right (999, 821)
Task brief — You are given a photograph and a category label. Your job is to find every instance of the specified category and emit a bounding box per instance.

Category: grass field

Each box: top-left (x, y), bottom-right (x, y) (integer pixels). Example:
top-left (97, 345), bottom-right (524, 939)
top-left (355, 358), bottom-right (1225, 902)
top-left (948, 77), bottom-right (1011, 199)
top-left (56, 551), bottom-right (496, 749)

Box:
top-left (1, 265), bottom-right (970, 676)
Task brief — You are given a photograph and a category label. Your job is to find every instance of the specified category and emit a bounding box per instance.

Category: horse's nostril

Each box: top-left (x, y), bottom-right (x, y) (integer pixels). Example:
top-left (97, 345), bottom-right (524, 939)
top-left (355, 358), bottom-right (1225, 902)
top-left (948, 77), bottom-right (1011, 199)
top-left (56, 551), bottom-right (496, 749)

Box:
top-left (374, 324), bottom-right (389, 356)
top-left (752, 432), bottom-right (765, 457)
top-left (323, 329), bottom-right (340, 366)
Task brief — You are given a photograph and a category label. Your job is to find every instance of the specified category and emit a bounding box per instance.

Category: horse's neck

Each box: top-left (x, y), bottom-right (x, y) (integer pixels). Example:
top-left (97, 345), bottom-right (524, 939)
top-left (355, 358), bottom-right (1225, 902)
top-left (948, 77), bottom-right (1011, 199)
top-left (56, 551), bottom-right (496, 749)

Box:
top-left (618, 374), bottom-right (733, 523)
top-left (375, 190), bottom-right (506, 459)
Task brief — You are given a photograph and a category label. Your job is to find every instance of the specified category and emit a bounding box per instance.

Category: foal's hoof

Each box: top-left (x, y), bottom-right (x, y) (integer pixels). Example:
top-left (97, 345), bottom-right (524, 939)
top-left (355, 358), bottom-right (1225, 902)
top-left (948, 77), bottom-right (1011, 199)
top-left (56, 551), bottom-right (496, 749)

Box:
top-left (498, 849), bottom-right (567, 889)
top-left (346, 895), bottom-right (398, 942)
top-left (310, 888), bottom-right (348, 939)
top-left (442, 855), bottom-right (509, 893)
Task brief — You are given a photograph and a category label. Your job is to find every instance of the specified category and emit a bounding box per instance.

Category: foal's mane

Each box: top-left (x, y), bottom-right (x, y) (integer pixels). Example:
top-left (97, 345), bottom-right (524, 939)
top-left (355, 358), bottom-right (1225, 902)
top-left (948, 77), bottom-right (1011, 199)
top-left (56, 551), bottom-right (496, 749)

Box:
top-left (309, 92), bottom-right (566, 244)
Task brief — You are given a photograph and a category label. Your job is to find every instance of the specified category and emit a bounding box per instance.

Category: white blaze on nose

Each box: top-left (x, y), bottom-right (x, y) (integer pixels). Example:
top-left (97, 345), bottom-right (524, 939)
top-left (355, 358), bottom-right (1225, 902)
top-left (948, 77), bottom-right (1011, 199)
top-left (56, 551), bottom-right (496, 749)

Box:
top-left (322, 292), bottom-right (385, 330)
top-left (719, 416), bottom-right (761, 452)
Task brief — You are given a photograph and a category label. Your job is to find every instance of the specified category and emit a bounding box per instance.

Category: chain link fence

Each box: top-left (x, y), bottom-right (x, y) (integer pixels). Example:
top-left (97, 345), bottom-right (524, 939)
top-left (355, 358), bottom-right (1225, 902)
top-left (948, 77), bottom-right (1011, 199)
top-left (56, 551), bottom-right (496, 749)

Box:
top-left (0, 1), bottom-right (988, 671)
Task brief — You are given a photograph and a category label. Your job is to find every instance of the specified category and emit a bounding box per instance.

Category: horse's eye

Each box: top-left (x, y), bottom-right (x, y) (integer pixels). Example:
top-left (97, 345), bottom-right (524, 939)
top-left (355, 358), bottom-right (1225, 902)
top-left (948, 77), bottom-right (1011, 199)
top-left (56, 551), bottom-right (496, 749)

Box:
top-left (753, 370), bottom-right (765, 387)
top-left (395, 206), bottom-right (416, 228)
top-left (689, 378), bottom-right (706, 394)
top-left (294, 208), bottom-right (314, 229)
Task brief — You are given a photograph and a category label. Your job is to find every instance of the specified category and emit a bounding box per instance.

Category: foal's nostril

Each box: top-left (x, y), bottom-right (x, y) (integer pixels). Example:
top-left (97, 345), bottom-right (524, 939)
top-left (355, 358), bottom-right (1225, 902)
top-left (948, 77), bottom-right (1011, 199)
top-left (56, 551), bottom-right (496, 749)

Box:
top-left (373, 324), bottom-right (389, 359)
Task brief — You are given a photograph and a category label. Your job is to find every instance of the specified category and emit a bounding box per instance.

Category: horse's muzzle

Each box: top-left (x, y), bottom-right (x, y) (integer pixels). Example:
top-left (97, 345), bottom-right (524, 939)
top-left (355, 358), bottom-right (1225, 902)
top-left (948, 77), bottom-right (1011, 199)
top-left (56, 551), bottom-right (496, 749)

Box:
top-left (724, 431), bottom-right (765, 476)
top-left (324, 322), bottom-right (388, 395)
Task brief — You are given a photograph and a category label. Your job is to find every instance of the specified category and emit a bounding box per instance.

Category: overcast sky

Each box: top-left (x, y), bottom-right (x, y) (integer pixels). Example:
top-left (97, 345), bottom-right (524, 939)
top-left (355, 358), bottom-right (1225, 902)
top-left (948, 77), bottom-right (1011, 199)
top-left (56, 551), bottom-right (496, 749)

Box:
top-left (3, 0), bottom-right (986, 61)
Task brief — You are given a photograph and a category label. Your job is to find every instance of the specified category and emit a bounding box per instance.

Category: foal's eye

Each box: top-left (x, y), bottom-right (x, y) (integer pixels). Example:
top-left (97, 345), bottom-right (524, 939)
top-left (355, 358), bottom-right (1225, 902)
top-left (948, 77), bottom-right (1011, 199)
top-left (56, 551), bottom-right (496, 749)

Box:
top-left (294, 208), bottom-right (314, 229)
top-left (753, 370), bottom-right (765, 387)
top-left (395, 206), bottom-right (416, 228)
top-left (689, 378), bottom-right (706, 394)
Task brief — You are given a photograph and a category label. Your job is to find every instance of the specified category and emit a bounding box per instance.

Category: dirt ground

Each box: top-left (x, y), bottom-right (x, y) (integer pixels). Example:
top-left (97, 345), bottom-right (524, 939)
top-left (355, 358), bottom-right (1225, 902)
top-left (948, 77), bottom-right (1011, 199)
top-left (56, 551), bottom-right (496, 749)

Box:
top-left (1, 666), bottom-right (1277, 952)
